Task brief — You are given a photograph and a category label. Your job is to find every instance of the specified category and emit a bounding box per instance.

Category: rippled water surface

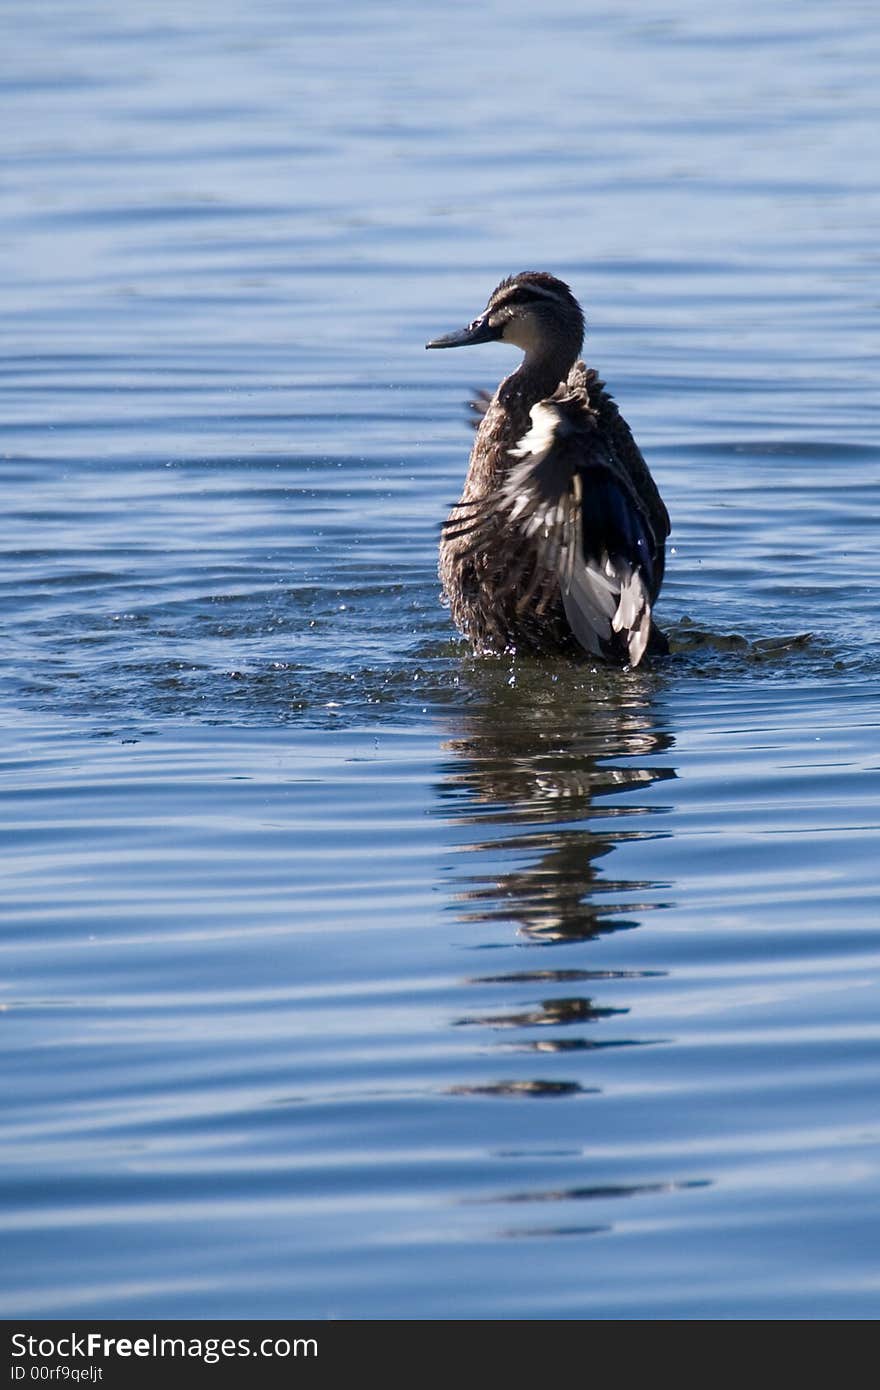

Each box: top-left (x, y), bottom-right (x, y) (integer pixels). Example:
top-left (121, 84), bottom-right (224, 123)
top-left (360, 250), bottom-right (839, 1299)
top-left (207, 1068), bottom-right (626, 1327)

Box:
top-left (2, 0), bottom-right (879, 1319)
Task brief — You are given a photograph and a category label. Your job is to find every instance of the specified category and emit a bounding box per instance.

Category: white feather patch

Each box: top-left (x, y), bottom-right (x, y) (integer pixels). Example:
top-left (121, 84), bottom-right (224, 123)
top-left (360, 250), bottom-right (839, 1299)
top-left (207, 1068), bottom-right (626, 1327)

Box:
top-left (509, 401), bottom-right (563, 460)
top-left (563, 552), bottom-right (652, 667)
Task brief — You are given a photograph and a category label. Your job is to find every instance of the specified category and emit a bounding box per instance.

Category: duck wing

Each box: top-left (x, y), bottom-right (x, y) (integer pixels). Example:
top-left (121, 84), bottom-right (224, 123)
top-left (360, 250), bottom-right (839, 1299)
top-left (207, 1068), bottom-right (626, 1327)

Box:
top-left (442, 385), bottom-right (665, 666)
top-left (568, 364), bottom-right (670, 585)
top-left (467, 388), bottom-right (493, 429)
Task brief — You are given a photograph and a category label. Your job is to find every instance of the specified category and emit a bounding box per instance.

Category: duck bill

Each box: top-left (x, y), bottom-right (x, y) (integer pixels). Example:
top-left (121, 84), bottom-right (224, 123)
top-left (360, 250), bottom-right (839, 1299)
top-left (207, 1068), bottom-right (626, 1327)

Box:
top-left (425, 314), bottom-right (500, 349)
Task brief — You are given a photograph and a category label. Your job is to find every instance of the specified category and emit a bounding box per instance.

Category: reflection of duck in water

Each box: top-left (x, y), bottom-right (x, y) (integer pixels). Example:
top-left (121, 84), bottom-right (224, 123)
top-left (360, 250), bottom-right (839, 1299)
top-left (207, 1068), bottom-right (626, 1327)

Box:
top-left (436, 672), bottom-right (676, 1106)
top-left (427, 272), bottom-right (669, 666)
top-left (436, 668), bottom-right (675, 943)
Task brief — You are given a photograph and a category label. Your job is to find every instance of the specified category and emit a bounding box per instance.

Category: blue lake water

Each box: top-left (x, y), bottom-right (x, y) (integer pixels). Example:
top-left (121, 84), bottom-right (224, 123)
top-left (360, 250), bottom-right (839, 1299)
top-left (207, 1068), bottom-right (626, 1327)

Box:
top-left (2, 0), bottom-right (879, 1319)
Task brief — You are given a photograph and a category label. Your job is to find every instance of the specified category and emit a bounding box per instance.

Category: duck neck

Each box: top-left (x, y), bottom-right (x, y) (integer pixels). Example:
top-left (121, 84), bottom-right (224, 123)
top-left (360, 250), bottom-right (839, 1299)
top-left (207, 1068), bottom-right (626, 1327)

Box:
top-left (465, 344), bottom-right (579, 499)
top-left (498, 346), bottom-right (576, 420)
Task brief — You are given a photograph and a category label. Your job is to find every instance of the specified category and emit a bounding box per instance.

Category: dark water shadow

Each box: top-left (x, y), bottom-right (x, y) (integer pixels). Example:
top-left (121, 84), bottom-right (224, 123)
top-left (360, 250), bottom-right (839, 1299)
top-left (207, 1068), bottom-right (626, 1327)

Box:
top-left (430, 659), bottom-right (704, 1228)
top-left (434, 657), bottom-right (676, 945)
top-left (432, 659), bottom-right (676, 1080)
top-left (494, 1175), bottom-right (712, 1240)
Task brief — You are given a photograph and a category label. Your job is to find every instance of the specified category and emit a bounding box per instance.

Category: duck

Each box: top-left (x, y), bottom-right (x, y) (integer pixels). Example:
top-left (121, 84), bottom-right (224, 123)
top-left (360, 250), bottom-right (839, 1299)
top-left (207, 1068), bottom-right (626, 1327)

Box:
top-left (426, 271), bottom-right (670, 667)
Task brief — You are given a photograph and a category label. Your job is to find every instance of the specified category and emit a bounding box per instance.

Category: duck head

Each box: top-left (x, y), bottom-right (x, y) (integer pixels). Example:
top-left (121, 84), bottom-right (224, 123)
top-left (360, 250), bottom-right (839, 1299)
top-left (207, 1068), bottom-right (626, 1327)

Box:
top-left (426, 271), bottom-right (585, 366)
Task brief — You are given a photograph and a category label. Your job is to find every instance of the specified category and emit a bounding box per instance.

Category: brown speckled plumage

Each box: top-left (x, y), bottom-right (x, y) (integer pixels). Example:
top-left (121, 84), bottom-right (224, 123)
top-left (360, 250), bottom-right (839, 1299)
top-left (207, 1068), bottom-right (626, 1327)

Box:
top-left (427, 272), bottom-right (670, 666)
